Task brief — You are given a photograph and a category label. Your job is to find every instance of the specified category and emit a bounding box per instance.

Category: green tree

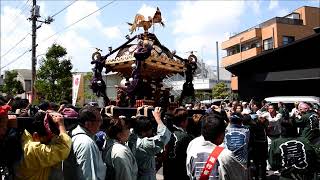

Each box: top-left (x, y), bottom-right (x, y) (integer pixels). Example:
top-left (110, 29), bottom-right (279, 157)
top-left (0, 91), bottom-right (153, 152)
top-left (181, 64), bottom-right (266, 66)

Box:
top-left (212, 82), bottom-right (230, 99)
top-left (0, 70), bottom-right (25, 96)
top-left (230, 92), bottom-right (239, 101)
top-left (83, 72), bottom-right (96, 102)
top-left (35, 44), bottom-right (73, 102)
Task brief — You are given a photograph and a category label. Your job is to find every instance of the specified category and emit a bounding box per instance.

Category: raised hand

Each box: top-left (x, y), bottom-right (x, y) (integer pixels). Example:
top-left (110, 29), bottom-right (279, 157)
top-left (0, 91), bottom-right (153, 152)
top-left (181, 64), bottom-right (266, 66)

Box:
top-left (152, 107), bottom-right (163, 125)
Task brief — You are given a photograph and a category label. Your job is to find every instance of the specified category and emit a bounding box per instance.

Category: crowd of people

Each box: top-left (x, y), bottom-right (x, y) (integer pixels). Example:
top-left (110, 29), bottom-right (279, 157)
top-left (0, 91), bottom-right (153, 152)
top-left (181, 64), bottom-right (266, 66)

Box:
top-left (0, 95), bottom-right (320, 180)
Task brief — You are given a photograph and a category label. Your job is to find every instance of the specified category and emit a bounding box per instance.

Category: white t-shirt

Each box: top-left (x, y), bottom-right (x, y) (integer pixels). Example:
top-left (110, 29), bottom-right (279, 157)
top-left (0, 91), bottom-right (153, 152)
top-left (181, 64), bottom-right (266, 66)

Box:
top-left (186, 136), bottom-right (247, 180)
top-left (265, 112), bottom-right (282, 136)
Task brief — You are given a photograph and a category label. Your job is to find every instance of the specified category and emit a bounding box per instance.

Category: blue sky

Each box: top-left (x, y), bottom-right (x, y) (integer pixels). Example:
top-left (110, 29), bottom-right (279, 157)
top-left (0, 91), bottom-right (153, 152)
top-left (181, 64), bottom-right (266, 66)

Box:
top-left (1, 0), bottom-right (319, 73)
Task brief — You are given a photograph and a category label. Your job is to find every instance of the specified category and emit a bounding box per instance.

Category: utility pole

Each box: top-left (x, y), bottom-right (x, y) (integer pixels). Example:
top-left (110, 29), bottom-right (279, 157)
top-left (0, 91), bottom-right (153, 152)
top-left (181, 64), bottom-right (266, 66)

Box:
top-left (0, 57), bottom-right (1, 77)
top-left (216, 41), bottom-right (220, 82)
top-left (31, 0), bottom-right (37, 103)
top-left (29, 0), bottom-right (53, 103)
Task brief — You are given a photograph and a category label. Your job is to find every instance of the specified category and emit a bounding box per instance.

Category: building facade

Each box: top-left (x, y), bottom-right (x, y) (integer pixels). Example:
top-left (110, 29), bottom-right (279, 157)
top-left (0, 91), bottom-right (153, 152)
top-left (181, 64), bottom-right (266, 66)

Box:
top-left (221, 6), bottom-right (320, 91)
top-left (225, 32), bottom-right (320, 101)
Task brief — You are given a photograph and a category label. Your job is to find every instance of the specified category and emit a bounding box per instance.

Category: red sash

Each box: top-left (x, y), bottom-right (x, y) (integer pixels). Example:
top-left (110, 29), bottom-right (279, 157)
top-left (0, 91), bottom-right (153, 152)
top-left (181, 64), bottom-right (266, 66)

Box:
top-left (199, 146), bottom-right (224, 180)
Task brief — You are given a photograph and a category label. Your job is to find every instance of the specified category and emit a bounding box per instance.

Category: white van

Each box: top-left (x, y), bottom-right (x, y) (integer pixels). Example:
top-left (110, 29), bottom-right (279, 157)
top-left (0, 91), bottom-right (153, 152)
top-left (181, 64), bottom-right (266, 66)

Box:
top-left (264, 96), bottom-right (320, 104)
top-left (200, 99), bottom-right (229, 105)
top-left (200, 99), bottom-right (223, 104)
top-left (264, 96), bottom-right (320, 113)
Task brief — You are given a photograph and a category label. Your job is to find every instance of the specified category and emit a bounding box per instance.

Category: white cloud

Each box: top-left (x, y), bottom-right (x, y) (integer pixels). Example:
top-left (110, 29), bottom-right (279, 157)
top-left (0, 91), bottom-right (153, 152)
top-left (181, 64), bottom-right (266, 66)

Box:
top-left (0, 3), bottom-right (95, 73)
top-left (268, 0), bottom-right (279, 11)
top-left (65, 1), bottom-right (102, 29)
top-left (172, 1), bottom-right (246, 66)
top-left (0, 2), bottom-right (59, 71)
top-left (54, 30), bottom-right (92, 72)
top-left (126, 4), bottom-right (166, 35)
top-left (137, 4), bottom-right (157, 20)
top-left (248, 0), bottom-right (261, 15)
top-left (1, 6), bottom-right (30, 50)
top-left (173, 1), bottom-right (245, 34)
top-left (38, 1), bottom-right (48, 17)
top-left (174, 36), bottom-right (209, 55)
top-left (1, 6), bottom-right (34, 71)
top-left (103, 26), bottom-right (122, 39)
top-left (131, 4), bottom-right (166, 26)
top-left (267, 0), bottom-right (288, 18)
top-left (172, 2), bottom-right (226, 34)
top-left (0, 2), bottom-right (61, 72)
top-left (37, 23), bottom-right (60, 55)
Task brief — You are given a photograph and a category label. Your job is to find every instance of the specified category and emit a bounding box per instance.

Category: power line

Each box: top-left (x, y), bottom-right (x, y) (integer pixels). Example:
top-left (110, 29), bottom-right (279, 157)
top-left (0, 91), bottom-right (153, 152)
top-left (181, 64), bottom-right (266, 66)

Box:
top-left (4, 0), bottom-right (31, 38)
top-left (41, 0), bottom-right (116, 42)
top-left (10, 0), bottom-right (30, 22)
top-left (51, 0), bottom-right (78, 18)
top-left (34, 0), bottom-right (77, 29)
top-left (12, 0), bottom-right (27, 12)
top-left (1, 33), bottom-right (31, 58)
top-left (1, 48), bottom-right (32, 70)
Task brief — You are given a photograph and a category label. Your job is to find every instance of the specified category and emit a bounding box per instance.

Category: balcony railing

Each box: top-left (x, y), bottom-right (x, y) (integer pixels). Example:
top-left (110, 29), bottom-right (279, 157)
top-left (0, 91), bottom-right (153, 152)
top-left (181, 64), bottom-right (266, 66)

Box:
top-left (222, 28), bottom-right (261, 50)
top-left (278, 17), bottom-right (303, 25)
top-left (222, 47), bottom-right (262, 67)
top-left (229, 17), bottom-right (303, 39)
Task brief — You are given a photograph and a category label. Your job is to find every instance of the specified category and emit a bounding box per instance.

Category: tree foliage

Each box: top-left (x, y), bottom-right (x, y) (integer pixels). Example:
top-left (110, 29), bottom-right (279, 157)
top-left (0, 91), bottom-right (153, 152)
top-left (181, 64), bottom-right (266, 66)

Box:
top-left (0, 70), bottom-right (25, 96)
top-left (195, 90), bottom-right (212, 101)
top-left (35, 43), bottom-right (73, 103)
top-left (83, 72), bottom-right (97, 102)
top-left (212, 82), bottom-right (230, 99)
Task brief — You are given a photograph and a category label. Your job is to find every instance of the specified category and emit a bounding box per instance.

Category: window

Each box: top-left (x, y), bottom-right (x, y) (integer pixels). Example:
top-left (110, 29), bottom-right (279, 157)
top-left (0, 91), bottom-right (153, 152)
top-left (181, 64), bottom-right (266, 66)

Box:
top-left (263, 38), bottom-right (273, 51)
top-left (283, 36), bottom-right (295, 45)
top-left (235, 44), bottom-right (240, 53)
top-left (240, 44), bottom-right (249, 51)
top-left (227, 50), bottom-right (233, 56)
top-left (251, 41), bottom-right (261, 48)
top-left (227, 46), bottom-right (239, 56)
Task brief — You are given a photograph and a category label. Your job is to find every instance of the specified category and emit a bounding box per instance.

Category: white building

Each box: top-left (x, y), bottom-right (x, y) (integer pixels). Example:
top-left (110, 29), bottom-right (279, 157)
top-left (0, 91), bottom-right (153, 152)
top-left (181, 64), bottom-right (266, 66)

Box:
top-left (163, 61), bottom-right (231, 100)
top-left (2, 69), bottom-right (32, 101)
